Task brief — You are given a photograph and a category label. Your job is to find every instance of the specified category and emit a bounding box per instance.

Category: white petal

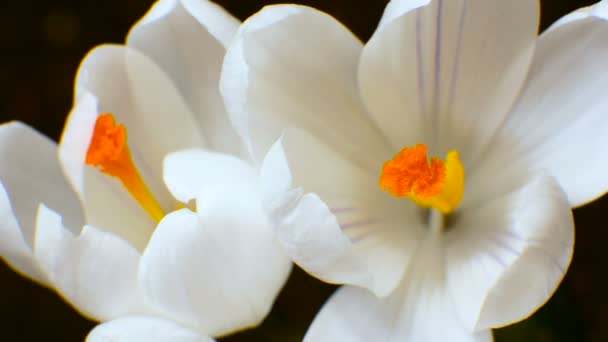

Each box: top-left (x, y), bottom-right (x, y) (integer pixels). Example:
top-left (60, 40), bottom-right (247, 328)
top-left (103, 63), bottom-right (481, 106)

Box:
top-left (0, 122), bottom-right (83, 245)
top-left (0, 182), bottom-right (47, 284)
top-left (140, 165), bottom-right (291, 336)
top-left (61, 44), bottom-right (207, 249)
top-left (275, 192), bottom-right (374, 292)
top-left (259, 138), bottom-right (292, 211)
top-left (263, 129), bottom-right (423, 297)
top-left (376, 0), bottom-right (430, 31)
top-left (0, 122), bottom-right (83, 284)
top-left (546, 0), bottom-right (608, 32)
top-left (180, 0), bottom-right (239, 46)
top-left (34, 205), bottom-right (147, 321)
top-left (305, 236), bottom-right (492, 342)
top-left (446, 173), bottom-right (573, 331)
top-left (163, 149), bottom-right (256, 204)
top-left (74, 45), bottom-right (205, 162)
top-left (59, 92), bottom-right (155, 250)
top-left (128, 0), bottom-right (243, 155)
top-left (87, 315), bottom-right (213, 342)
top-left (221, 4), bottom-right (391, 169)
top-left (360, 0), bottom-right (539, 161)
top-left (502, 15), bottom-right (608, 207)
top-left (461, 135), bottom-right (532, 210)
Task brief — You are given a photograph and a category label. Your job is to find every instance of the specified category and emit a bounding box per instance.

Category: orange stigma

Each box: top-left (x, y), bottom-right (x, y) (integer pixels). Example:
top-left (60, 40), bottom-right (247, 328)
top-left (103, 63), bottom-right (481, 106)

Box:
top-left (86, 113), bottom-right (165, 222)
top-left (380, 144), bottom-right (446, 198)
top-left (379, 144), bottom-right (464, 214)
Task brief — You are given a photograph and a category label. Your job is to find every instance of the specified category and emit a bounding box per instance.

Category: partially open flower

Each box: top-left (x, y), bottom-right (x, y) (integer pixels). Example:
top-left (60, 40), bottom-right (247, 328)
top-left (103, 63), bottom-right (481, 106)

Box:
top-left (0, 0), bottom-right (291, 340)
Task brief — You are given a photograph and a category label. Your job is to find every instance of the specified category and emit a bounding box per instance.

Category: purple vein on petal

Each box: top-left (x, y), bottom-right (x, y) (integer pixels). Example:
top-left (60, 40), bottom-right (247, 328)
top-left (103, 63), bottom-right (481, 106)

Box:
top-left (416, 10), bottom-right (427, 123)
top-left (341, 218), bottom-right (378, 230)
top-left (491, 236), bottom-right (522, 258)
top-left (349, 231), bottom-right (373, 244)
top-left (447, 0), bottom-right (467, 113)
top-left (330, 207), bottom-right (358, 214)
top-left (492, 231), bottom-right (567, 274)
top-left (431, 0), bottom-right (444, 143)
top-left (532, 245), bottom-right (567, 274)
top-left (488, 250), bottom-right (509, 269)
top-left (507, 231), bottom-right (569, 274)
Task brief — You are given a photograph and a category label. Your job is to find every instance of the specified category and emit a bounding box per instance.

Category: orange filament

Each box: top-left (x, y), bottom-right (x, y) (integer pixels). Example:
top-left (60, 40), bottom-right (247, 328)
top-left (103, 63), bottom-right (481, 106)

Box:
top-left (379, 144), bottom-right (465, 214)
top-left (86, 113), bottom-right (165, 222)
top-left (380, 144), bottom-right (446, 198)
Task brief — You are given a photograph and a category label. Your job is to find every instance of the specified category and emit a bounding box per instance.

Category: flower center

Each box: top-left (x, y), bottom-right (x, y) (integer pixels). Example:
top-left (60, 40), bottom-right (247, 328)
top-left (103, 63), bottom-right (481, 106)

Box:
top-left (379, 143), bottom-right (464, 214)
top-left (86, 113), bottom-right (166, 222)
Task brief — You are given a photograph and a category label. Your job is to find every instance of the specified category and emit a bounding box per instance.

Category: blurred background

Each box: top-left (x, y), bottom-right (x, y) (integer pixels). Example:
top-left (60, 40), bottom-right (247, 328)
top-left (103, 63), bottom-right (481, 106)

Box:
top-left (0, 0), bottom-right (606, 341)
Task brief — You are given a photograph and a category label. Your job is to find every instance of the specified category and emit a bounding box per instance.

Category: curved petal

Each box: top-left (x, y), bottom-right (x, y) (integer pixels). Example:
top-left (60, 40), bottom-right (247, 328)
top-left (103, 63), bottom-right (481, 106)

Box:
top-left (128, 0), bottom-right (243, 155)
top-left (275, 192), bottom-right (374, 292)
top-left (545, 0), bottom-right (608, 33)
top-left (445, 173), bottom-right (573, 331)
top-left (221, 4), bottom-right (391, 169)
top-left (59, 92), bottom-right (155, 250)
top-left (360, 0), bottom-right (539, 162)
top-left (460, 134), bottom-right (532, 210)
top-left (259, 138), bottom-right (293, 212)
top-left (261, 131), bottom-right (423, 297)
top-left (0, 182), bottom-right (47, 284)
top-left (87, 315), bottom-right (213, 342)
top-left (376, 0), bottom-right (430, 31)
top-left (0, 122), bottom-right (83, 284)
top-left (305, 236), bottom-right (492, 342)
top-left (60, 44), bottom-right (206, 248)
top-left (0, 122), bottom-right (83, 244)
top-left (73, 45), bottom-right (205, 166)
top-left (502, 15), bottom-right (608, 207)
top-left (34, 205), bottom-right (147, 321)
top-left (140, 162), bottom-right (291, 336)
top-left (163, 149), bottom-right (256, 204)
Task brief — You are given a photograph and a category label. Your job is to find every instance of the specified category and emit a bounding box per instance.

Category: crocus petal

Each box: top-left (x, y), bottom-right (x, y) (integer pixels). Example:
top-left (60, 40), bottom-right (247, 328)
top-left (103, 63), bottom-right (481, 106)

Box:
top-left (70, 43), bottom-right (205, 203)
top-left (0, 122), bottom-right (83, 244)
top-left (545, 0), bottom-right (608, 32)
top-left (359, 0), bottom-right (538, 161)
top-left (260, 131), bottom-right (423, 297)
top-left (128, 0), bottom-right (243, 155)
top-left (60, 44), bottom-right (208, 249)
top-left (73, 45), bottom-right (205, 171)
top-left (87, 315), bottom-right (213, 342)
top-left (140, 209), bottom-right (290, 336)
top-left (446, 173), bottom-right (573, 331)
top-left (59, 92), bottom-right (156, 250)
top-left (34, 205), bottom-right (147, 321)
top-left (305, 236), bottom-right (492, 342)
top-left (163, 149), bottom-right (256, 204)
top-left (274, 191), bottom-right (417, 298)
top-left (221, 4), bottom-right (391, 169)
top-left (0, 182), bottom-right (46, 284)
top-left (376, 0), bottom-right (430, 31)
top-left (259, 138), bottom-right (293, 213)
top-left (142, 154), bottom-right (291, 335)
top-left (502, 14), bottom-right (608, 207)
top-left (0, 122), bottom-right (83, 283)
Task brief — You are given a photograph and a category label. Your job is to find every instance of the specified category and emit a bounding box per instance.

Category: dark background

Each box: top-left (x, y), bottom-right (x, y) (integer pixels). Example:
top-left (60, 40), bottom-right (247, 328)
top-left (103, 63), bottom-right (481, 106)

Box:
top-left (1, 0), bottom-right (606, 341)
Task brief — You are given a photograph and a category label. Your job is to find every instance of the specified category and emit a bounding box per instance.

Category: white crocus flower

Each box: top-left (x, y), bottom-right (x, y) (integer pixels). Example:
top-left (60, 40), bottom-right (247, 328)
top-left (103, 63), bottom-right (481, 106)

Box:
top-left (0, 0), bottom-right (290, 340)
top-left (221, 0), bottom-right (608, 341)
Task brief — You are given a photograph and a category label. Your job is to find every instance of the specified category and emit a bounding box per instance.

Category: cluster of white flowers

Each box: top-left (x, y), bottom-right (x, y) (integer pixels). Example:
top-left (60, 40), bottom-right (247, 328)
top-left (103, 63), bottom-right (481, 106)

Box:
top-left (2, 0), bottom-right (608, 341)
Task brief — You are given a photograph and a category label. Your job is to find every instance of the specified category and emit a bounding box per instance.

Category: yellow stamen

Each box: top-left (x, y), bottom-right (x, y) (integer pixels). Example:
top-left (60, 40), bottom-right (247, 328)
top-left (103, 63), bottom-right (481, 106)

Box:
top-left (86, 113), bottom-right (165, 222)
top-left (379, 144), bottom-right (464, 214)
